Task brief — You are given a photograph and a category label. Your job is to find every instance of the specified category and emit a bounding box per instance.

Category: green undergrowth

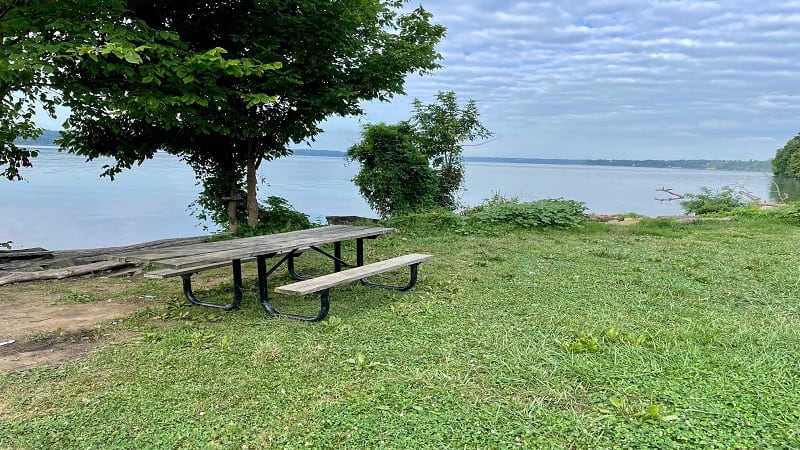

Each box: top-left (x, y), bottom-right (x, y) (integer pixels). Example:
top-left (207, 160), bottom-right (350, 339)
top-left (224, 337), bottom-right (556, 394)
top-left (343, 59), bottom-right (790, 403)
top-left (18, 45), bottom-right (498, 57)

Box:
top-left (1, 216), bottom-right (799, 448)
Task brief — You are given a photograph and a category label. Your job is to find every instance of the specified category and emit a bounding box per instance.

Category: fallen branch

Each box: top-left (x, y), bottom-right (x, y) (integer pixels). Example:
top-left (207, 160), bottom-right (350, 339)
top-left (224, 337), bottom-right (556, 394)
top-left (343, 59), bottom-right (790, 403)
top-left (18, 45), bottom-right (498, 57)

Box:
top-left (738, 190), bottom-right (785, 208)
top-left (0, 261), bottom-right (132, 287)
top-left (655, 187), bottom-right (684, 202)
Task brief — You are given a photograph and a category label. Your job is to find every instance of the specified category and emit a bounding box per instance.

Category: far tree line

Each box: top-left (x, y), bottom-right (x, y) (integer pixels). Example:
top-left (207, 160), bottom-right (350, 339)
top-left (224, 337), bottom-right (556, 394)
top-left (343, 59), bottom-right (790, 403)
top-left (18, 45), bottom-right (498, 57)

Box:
top-left (587, 159), bottom-right (772, 172)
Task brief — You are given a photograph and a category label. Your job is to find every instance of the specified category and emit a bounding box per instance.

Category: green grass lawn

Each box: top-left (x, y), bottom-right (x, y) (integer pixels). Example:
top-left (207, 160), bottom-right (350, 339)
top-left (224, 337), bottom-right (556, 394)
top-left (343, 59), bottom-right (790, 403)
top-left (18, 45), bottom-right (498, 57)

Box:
top-left (1, 217), bottom-right (799, 449)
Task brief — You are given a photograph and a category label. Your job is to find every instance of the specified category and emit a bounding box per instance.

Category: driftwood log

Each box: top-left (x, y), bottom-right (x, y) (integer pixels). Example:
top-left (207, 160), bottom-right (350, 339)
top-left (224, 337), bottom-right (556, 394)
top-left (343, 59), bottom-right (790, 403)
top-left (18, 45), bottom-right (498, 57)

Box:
top-left (0, 248), bottom-right (53, 261)
top-left (0, 261), bottom-right (133, 287)
top-left (0, 236), bottom-right (210, 284)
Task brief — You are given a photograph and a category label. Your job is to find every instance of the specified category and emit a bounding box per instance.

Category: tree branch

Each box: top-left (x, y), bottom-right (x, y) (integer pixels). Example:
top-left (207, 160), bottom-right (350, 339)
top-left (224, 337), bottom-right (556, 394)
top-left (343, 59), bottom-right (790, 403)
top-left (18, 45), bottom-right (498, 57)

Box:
top-left (655, 187), bottom-right (684, 202)
top-left (462, 137), bottom-right (499, 147)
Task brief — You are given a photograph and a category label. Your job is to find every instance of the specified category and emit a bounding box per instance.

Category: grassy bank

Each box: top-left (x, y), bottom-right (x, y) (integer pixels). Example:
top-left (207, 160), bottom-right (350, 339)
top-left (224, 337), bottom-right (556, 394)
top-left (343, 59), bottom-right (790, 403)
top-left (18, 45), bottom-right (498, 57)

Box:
top-left (1, 216), bottom-right (799, 448)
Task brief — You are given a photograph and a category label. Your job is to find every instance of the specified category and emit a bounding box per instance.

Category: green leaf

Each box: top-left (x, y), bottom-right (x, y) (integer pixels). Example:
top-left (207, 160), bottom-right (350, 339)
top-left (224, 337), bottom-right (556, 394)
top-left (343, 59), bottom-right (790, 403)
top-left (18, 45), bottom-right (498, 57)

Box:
top-left (125, 50), bottom-right (142, 64)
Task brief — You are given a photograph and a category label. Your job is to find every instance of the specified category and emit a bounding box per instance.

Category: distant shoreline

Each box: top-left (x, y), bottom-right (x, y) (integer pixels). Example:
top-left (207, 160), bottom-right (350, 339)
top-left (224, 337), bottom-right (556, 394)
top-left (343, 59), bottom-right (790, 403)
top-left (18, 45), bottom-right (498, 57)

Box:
top-left (18, 138), bottom-right (772, 172)
top-left (288, 149), bottom-right (772, 172)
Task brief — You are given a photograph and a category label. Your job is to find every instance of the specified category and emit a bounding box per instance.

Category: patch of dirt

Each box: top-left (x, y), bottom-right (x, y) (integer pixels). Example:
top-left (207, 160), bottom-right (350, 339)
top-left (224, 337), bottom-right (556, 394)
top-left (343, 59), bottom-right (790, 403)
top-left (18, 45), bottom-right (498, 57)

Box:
top-left (0, 294), bottom-right (148, 374)
top-left (0, 236), bottom-right (211, 374)
top-left (610, 217), bottom-right (643, 226)
top-left (587, 214), bottom-right (644, 226)
top-left (0, 329), bottom-right (136, 374)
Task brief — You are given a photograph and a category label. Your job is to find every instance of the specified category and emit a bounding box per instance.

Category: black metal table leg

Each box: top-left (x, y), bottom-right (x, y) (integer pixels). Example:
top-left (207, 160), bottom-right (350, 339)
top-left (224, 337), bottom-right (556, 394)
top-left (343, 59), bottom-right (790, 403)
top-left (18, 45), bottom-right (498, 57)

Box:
top-left (287, 251), bottom-right (312, 281)
top-left (181, 259), bottom-right (243, 310)
top-left (334, 241), bottom-right (342, 272)
top-left (257, 254), bottom-right (331, 321)
top-left (357, 238), bottom-right (364, 266)
top-left (361, 262), bottom-right (421, 291)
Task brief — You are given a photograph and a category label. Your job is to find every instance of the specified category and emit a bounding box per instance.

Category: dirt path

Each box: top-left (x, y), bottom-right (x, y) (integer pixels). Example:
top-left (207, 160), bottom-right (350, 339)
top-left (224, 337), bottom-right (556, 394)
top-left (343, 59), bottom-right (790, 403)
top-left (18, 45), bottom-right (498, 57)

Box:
top-left (0, 293), bottom-right (149, 374)
top-left (0, 236), bottom-right (213, 374)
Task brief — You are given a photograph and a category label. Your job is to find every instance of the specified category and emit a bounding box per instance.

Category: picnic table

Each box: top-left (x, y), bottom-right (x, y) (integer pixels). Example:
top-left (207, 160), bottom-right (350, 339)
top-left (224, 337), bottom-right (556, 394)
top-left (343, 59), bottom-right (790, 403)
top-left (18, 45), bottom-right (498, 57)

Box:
top-left (105, 225), bottom-right (431, 321)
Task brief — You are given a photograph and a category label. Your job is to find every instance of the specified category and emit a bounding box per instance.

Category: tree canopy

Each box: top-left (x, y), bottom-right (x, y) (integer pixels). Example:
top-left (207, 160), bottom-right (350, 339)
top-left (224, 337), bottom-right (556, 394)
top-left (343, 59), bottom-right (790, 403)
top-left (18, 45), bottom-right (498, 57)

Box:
top-left (1, 0), bottom-right (145, 180)
top-left (2, 0), bottom-right (445, 230)
top-left (349, 91), bottom-right (491, 216)
top-left (772, 133), bottom-right (800, 178)
top-left (411, 91), bottom-right (493, 210)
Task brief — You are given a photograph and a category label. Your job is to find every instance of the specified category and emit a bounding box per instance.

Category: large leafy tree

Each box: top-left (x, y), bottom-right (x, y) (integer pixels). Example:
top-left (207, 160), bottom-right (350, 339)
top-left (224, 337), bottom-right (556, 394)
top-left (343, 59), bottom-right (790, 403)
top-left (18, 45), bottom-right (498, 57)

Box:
top-left (411, 91), bottom-right (492, 210)
top-left (1, 0), bottom-right (275, 185)
top-left (1, 0), bottom-right (273, 245)
top-left (60, 0), bottom-right (446, 230)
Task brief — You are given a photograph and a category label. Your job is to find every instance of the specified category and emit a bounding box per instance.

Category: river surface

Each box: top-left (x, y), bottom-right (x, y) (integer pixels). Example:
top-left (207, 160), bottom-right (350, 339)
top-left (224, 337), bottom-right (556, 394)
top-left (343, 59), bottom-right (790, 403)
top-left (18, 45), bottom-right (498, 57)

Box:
top-left (0, 147), bottom-right (790, 249)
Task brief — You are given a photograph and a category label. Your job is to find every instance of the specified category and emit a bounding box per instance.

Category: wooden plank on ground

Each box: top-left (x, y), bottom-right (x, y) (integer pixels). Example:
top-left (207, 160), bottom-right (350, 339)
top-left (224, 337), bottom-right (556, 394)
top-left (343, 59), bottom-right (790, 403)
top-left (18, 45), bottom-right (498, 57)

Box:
top-left (274, 253), bottom-right (432, 296)
top-left (0, 261), bottom-right (131, 287)
top-left (0, 249), bottom-right (53, 261)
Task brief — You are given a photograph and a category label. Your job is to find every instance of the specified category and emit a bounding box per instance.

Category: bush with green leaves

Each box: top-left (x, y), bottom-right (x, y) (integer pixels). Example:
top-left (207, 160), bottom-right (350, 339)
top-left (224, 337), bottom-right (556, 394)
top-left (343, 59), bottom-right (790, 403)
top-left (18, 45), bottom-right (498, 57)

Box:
top-left (347, 122), bottom-right (437, 217)
top-left (236, 196), bottom-right (314, 236)
top-left (680, 186), bottom-right (747, 215)
top-left (727, 201), bottom-right (800, 225)
top-left (461, 191), bottom-right (520, 215)
top-left (465, 198), bottom-right (587, 229)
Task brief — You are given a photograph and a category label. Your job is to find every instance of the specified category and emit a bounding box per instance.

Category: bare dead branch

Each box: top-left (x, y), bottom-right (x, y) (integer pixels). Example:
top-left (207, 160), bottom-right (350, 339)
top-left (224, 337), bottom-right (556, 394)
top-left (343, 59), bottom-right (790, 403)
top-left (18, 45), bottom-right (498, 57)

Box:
top-left (655, 187), bottom-right (684, 202)
top-left (737, 190), bottom-right (784, 207)
top-left (771, 179), bottom-right (789, 203)
top-left (462, 137), bottom-right (499, 147)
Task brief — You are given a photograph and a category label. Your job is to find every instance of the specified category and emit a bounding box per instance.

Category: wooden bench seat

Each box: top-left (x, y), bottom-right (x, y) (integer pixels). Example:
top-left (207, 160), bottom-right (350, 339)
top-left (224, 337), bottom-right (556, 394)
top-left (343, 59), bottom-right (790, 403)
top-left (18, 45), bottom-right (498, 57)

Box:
top-left (144, 258), bottom-right (256, 279)
top-left (143, 247), bottom-right (310, 279)
top-left (275, 253), bottom-right (432, 296)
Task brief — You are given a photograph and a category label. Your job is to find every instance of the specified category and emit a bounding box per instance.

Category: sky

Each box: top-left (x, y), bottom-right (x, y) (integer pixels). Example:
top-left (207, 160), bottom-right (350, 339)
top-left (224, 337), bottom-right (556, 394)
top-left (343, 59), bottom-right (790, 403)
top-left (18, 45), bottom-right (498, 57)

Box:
top-left (35, 0), bottom-right (800, 160)
top-left (308, 0), bottom-right (800, 160)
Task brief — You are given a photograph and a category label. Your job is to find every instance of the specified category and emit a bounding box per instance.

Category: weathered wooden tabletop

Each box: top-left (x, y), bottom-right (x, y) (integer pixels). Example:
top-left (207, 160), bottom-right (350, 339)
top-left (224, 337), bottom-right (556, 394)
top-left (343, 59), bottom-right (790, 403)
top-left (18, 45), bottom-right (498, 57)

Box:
top-left (104, 225), bottom-right (394, 269)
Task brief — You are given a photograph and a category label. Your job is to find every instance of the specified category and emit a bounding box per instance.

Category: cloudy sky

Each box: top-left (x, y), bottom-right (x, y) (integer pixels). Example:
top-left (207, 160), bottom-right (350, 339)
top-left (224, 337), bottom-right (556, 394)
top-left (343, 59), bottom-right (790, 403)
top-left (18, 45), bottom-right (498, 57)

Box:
top-left (33, 1), bottom-right (800, 161)
top-left (310, 0), bottom-right (800, 160)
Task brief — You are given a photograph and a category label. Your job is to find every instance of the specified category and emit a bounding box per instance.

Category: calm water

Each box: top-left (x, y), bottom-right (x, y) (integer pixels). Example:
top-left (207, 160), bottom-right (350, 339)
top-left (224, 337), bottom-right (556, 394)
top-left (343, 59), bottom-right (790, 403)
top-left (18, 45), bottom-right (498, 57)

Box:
top-left (0, 148), bottom-right (788, 249)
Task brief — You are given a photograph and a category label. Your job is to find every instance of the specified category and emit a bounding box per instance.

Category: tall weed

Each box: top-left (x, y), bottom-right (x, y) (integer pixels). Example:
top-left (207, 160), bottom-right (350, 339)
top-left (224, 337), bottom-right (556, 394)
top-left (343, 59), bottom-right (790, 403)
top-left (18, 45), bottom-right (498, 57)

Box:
top-left (680, 186), bottom-right (746, 215)
top-left (466, 198), bottom-right (586, 229)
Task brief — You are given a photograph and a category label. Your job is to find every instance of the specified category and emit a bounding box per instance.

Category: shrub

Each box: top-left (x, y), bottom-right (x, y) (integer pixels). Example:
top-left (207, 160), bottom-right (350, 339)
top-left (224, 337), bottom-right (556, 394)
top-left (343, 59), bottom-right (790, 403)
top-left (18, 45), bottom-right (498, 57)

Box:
top-left (461, 191), bottom-right (520, 215)
top-left (236, 196), bottom-right (314, 236)
top-left (767, 201), bottom-right (800, 224)
top-left (347, 123), bottom-right (437, 217)
top-left (728, 201), bottom-right (800, 225)
top-left (680, 186), bottom-right (746, 215)
top-left (466, 198), bottom-right (587, 229)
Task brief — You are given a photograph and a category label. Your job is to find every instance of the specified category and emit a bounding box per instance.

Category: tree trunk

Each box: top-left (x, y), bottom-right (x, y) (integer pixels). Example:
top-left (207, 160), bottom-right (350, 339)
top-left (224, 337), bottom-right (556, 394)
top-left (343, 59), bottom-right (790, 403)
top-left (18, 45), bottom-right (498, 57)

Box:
top-left (227, 189), bottom-right (240, 234)
top-left (246, 141), bottom-right (259, 228)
